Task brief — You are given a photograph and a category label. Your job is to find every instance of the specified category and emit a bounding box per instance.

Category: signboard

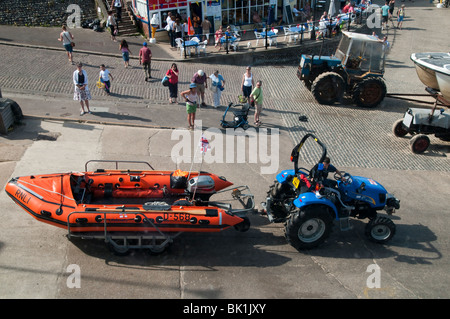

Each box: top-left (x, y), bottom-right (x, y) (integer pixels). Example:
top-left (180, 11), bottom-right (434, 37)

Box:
top-left (285, 5), bottom-right (293, 24)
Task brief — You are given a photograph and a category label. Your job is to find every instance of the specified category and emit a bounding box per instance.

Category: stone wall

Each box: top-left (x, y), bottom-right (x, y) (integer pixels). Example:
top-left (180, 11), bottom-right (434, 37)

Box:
top-left (0, 0), bottom-right (97, 27)
top-left (184, 37), bottom-right (341, 67)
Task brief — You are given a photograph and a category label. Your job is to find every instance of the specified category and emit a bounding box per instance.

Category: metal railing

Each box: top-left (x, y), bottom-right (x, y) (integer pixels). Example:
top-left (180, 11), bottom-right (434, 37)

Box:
top-left (171, 11), bottom-right (363, 59)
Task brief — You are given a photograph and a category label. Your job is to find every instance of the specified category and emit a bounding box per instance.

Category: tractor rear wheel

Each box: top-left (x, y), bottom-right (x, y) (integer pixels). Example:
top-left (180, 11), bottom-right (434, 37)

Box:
top-left (285, 205), bottom-right (333, 250)
top-left (352, 77), bottom-right (387, 108)
top-left (311, 72), bottom-right (345, 105)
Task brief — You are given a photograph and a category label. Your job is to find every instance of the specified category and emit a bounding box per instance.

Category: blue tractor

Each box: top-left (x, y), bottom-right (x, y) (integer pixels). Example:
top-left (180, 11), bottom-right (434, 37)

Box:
top-left (298, 31), bottom-right (387, 108)
top-left (261, 134), bottom-right (400, 250)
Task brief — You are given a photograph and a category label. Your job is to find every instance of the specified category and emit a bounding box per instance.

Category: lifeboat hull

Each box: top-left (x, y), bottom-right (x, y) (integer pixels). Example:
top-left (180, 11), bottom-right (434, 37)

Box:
top-left (4, 168), bottom-right (248, 234)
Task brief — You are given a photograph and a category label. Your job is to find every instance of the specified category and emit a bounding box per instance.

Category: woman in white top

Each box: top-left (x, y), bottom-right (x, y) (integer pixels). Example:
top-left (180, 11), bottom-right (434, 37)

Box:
top-left (57, 25), bottom-right (74, 64)
top-left (241, 66), bottom-right (254, 103)
top-left (111, 0), bottom-right (123, 22)
top-left (209, 70), bottom-right (225, 108)
top-left (73, 63), bottom-right (92, 115)
top-left (107, 10), bottom-right (117, 42)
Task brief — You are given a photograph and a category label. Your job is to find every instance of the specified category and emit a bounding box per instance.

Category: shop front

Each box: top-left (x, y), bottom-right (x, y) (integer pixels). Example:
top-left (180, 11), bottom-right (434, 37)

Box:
top-left (131, 0), bottom-right (316, 38)
top-left (132, 0), bottom-right (216, 37)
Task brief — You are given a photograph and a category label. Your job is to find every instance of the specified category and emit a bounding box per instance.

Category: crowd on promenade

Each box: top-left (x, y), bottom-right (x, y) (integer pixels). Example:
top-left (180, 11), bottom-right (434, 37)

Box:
top-left (56, 0), bottom-right (409, 130)
top-left (59, 21), bottom-right (264, 130)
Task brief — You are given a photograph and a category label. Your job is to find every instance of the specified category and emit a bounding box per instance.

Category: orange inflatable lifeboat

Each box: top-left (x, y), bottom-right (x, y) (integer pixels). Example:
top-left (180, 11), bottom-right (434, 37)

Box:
top-left (5, 160), bottom-right (254, 254)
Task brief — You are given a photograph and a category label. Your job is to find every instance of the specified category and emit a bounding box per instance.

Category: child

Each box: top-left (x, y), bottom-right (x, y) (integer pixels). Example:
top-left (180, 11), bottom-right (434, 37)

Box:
top-left (119, 39), bottom-right (132, 68)
top-left (99, 64), bottom-right (113, 95)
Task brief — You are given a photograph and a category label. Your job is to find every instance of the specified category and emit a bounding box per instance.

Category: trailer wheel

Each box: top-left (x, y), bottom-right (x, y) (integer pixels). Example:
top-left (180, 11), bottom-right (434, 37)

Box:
top-left (352, 77), bottom-right (386, 108)
top-left (234, 216), bottom-right (251, 232)
top-left (148, 244), bottom-right (170, 255)
top-left (285, 206), bottom-right (333, 250)
top-left (392, 119), bottom-right (409, 137)
top-left (410, 134), bottom-right (430, 154)
top-left (107, 240), bottom-right (131, 256)
top-left (311, 72), bottom-right (345, 105)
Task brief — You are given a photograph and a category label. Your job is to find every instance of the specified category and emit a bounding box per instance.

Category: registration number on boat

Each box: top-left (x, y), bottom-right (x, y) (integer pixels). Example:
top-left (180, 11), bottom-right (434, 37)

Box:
top-left (163, 213), bottom-right (191, 221)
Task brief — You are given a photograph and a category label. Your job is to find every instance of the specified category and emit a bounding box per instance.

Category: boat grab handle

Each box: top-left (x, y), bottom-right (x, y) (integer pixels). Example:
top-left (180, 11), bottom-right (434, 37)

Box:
top-left (84, 160), bottom-right (155, 172)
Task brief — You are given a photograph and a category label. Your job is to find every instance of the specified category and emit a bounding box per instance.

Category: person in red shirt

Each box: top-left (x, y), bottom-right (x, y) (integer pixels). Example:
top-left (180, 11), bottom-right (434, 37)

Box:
top-left (166, 63), bottom-right (179, 103)
top-left (139, 42), bottom-right (152, 81)
top-left (342, 2), bottom-right (354, 13)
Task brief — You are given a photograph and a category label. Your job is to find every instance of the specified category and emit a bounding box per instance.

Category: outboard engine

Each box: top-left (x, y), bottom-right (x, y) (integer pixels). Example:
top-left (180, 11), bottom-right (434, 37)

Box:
top-left (187, 176), bottom-right (216, 201)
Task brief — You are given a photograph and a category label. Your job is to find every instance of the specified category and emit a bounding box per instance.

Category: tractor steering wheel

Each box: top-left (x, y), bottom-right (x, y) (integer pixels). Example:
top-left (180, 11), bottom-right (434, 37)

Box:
top-left (340, 172), bottom-right (353, 186)
top-left (333, 171), bottom-right (344, 181)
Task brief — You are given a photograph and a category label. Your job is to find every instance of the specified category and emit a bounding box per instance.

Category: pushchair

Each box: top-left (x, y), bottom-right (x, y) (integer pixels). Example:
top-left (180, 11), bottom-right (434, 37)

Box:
top-left (220, 102), bottom-right (250, 130)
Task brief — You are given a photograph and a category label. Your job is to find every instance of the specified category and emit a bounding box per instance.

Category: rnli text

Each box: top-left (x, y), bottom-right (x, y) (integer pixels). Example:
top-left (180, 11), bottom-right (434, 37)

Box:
top-left (15, 189), bottom-right (31, 204)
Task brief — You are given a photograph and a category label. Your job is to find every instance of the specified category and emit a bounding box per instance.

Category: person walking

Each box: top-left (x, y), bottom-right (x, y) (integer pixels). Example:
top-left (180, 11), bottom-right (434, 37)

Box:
top-left (166, 63), bottom-right (179, 104)
top-left (241, 66), bottom-right (254, 103)
top-left (166, 13), bottom-right (175, 48)
top-left (191, 70), bottom-right (208, 107)
top-left (388, 0), bottom-right (396, 27)
top-left (107, 10), bottom-right (118, 42)
top-left (250, 80), bottom-right (263, 126)
top-left (111, 0), bottom-right (123, 22)
top-left (397, 4), bottom-right (405, 30)
top-left (381, 1), bottom-right (390, 31)
top-left (214, 25), bottom-right (223, 49)
top-left (73, 63), bottom-right (92, 115)
top-left (139, 42), bottom-right (152, 81)
top-left (99, 64), bottom-right (113, 95)
top-left (119, 39), bottom-right (132, 68)
top-left (181, 83), bottom-right (199, 130)
top-left (201, 17), bottom-right (212, 43)
top-left (58, 25), bottom-right (74, 64)
top-left (174, 18), bottom-right (183, 40)
top-left (209, 70), bottom-right (225, 108)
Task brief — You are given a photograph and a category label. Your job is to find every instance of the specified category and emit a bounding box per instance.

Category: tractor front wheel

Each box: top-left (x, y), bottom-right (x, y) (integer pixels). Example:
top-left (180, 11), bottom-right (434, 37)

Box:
top-left (311, 72), bottom-right (345, 105)
top-left (352, 77), bottom-right (387, 108)
top-left (365, 216), bottom-right (396, 244)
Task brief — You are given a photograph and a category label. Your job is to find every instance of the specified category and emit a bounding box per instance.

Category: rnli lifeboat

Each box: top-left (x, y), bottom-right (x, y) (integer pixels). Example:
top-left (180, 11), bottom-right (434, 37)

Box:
top-left (5, 160), bottom-right (254, 254)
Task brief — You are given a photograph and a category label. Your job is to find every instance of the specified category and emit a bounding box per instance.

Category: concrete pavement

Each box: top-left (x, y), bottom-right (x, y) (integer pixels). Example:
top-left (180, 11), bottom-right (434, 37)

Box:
top-left (0, 0), bottom-right (450, 300)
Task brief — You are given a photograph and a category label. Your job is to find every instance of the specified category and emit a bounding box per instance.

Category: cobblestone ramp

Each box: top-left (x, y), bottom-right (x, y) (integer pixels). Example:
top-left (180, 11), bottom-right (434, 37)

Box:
top-left (258, 65), bottom-right (450, 171)
top-left (0, 45), bottom-right (448, 171)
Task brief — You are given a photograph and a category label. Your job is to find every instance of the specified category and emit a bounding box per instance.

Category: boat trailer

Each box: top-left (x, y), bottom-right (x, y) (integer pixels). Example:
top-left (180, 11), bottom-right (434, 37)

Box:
top-left (389, 87), bottom-right (450, 153)
top-left (66, 185), bottom-right (255, 256)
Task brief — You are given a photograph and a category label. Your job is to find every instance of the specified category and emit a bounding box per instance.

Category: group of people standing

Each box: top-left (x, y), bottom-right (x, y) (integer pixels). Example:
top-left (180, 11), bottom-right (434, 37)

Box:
top-left (165, 12), bottom-right (213, 48)
top-left (174, 66), bottom-right (263, 130)
top-left (381, 0), bottom-right (406, 31)
top-left (59, 7), bottom-right (264, 127)
top-left (70, 56), bottom-right (264, 129)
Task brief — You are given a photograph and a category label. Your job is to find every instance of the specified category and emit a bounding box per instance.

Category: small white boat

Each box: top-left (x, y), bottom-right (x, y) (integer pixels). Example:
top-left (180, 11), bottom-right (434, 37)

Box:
top-left (410, 52), bottom-right (450, 101)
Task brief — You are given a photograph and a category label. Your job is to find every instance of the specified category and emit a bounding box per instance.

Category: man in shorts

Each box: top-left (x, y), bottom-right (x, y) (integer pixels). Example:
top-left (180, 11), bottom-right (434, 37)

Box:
top-left (191, 70), bottom-right (208, 107)
top-left (381, 1), bottom-right (390, 31)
